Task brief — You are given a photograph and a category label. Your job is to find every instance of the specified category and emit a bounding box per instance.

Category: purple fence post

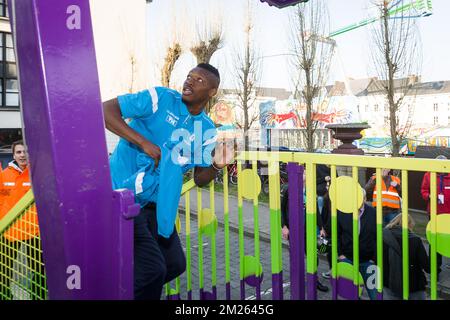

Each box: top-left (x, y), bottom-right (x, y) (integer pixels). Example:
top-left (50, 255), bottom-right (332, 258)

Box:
top-left (287, 163), bottom-right (305, 300)
top-left (331, 278), bottom-right (338, 300)
top-left (8, 0), bottom-right (139, 299)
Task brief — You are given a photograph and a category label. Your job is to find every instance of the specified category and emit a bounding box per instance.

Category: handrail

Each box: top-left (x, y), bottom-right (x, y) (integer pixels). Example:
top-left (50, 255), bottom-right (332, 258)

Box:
top-left (236, 151), bottom-right (450, 173)
top-left (0, 189), bottom-right (34, 234)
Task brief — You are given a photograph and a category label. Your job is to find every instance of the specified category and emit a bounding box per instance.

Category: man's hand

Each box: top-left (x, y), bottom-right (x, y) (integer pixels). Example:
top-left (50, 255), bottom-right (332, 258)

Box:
top-left (282, 226), bottom-right (290, 240)
top-left (213, 135), bottom-right (236, 169)
top-left (140, 140), bottom-right (161, 168)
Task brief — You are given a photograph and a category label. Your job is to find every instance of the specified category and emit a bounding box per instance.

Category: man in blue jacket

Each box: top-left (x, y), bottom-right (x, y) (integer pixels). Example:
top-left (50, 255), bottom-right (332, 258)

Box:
top-left (103, 63), bottom-right (234, 300)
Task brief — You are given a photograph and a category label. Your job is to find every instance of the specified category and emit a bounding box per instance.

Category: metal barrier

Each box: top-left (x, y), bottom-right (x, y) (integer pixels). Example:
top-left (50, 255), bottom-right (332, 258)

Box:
top-left (1, 152), bottom-right (449, 300)
top-left (0, 190), bottom-right (47, 300)
top-left (166, 151), bottom-right (449, 300)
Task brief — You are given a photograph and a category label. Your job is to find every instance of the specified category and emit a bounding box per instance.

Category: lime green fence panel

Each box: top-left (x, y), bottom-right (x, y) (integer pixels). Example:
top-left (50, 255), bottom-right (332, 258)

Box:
top-left (0, 190), bottom-right (47, 300)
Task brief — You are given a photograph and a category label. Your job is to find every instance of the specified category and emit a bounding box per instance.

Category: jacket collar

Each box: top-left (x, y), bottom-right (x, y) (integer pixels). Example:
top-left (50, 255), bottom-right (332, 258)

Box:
top-left (8, 160), bottom-right (24, 174)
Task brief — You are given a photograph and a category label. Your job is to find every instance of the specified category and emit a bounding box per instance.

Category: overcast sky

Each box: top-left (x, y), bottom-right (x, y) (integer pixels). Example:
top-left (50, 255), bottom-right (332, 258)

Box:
top-left (146, 0), bottom-right (450, 90)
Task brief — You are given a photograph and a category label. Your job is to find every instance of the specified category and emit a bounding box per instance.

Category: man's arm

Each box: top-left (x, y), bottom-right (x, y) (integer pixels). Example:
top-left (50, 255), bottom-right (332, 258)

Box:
top-left (364, 176), bottom-right (376, 201)
top-left (420, 173), bottom-right (430, 201)
top-left (194, 165), bottom-right (219, 187)
top-left (193, 138), bottom-right (236, 187)
top-left (103, 98), bottom-right (161, 166)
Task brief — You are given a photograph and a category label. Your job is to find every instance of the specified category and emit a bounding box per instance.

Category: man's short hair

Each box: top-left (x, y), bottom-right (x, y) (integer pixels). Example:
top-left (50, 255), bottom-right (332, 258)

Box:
top-left (12, 140), bottom-right (24, 153)
top-left (197, 63), bottom-right (220, 86)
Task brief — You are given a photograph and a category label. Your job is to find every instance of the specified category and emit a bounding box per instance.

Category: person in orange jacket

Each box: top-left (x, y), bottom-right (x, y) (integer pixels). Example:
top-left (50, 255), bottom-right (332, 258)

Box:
top-left (0, 140), bottom-right (32, 220)
top-left (0, 140), bottom-right (44, 299)
top-left (365, 168), bottom-right (402, 226)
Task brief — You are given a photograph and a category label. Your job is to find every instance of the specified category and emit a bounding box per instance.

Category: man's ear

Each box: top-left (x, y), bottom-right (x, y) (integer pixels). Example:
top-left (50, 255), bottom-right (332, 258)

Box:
top-left (209, 87), bottom-right (218, 98)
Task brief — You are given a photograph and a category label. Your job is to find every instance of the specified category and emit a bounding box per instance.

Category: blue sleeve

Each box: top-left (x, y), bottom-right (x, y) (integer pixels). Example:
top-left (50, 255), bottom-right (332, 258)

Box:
top-left (117, 87), bottom-right (159, 119)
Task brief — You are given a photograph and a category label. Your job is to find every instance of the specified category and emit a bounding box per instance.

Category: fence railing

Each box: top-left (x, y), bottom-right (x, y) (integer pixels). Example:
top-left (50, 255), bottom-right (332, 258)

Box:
top-left (0, 189), bottom-right (47, 300)
top-left (167, 151), bottom-right (449, 300)
top-left (1, 151), bottom-right (449, 300)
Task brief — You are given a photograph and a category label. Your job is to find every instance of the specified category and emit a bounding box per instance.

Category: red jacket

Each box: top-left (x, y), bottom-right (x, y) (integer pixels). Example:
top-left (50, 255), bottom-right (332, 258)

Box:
top-left (420, 172), bottom-right (450, 215)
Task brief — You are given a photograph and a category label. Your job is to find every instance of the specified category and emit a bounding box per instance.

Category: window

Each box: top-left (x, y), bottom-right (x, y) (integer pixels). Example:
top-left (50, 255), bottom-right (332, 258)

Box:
top-left (384, 116), bottom-right (389, 123)
top-left (374, 104), bottom-right (379, 112)
top-left (0, 0), bottom-right (8, 18)
top-left (434, 116), bottom-right (438, 125)
top-left (433, 103), bottom-right (438, 112)
top-left (365, 105), bottom-right (369, 113)
top-left (0, 32), bottom-right (19, 109)
top-left (384, 104), bottom-right (389, 112)
top-left (448, 115), bottom-right (450, 125)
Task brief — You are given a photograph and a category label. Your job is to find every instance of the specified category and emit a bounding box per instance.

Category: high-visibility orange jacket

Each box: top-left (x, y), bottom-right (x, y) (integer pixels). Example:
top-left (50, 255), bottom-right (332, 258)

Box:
top-left (371, 175), bottom-right (401, 209)
top-left (0, 163), bottom-right (4, 213)
top-left (0, 161), bottom-right (38, 241)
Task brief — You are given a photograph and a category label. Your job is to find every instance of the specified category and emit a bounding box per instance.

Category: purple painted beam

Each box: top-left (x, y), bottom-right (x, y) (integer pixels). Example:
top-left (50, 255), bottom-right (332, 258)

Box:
top-left (8, 0), bottom-right (138, 299)
top-left (272, 272), bottom-right (283, 300)
top-left (259, 0), bottom-right (309, 9)
top-left (287, 163), bottom-right (305, 300)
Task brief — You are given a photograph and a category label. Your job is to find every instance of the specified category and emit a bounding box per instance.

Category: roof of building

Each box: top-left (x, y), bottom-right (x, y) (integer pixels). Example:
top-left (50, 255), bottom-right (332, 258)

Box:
top-left (326, 78), bottom-right (376, 96)
top-left (221, 87), bottom-right (292, 100)
top-left (222, 79), bottom-right (450, 101)
top-left (326, 76), bottom-right (450, 97)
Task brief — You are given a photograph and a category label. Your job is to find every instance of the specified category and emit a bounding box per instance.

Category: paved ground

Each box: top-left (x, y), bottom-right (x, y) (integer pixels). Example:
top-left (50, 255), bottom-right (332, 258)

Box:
top-left (177, 189), bottom-right (450, 300)
top-left (174, 212), bottom-right (334, 300)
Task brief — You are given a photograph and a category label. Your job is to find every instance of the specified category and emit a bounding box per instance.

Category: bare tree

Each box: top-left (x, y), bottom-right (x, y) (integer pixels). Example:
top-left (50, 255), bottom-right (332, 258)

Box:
top-left (161, 43), bottom-right (182, 88)
top-left (370, 0), bottom-right (422, 156)
top-left (190, 9), bottom-right (224, 65)
top-left (191, 32), bottom-right (223, 65)
top-left (289, 0), bottom-right (334, 152)
top-left (118, 14), bottom-right (139, 93)
top-left (155, 0), bottom-right (189, 89)
top-left (187, 8), bottom-right (224, 114)
top-left (233, 0), bottom-right (261, 151)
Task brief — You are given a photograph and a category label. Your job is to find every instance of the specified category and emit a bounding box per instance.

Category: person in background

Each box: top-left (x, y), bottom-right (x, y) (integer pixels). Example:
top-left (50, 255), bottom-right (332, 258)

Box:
top-left (420, 154), bottom-right (450, 278)
top-left (316, 164), bottom-right (331, 217)
top-left (337, 188), bottom-right (377, 300)
top-left (365, 168), bottom-right (401, 226)
top-left (0, 140), bottom-right (44, 300)
top-left (0, 140), bottom-right (31, 219)
top-left (383, 213), bottom-right (429, 300)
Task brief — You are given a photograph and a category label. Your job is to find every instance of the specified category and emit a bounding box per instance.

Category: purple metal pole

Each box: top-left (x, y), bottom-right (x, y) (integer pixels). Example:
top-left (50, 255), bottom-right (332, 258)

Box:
top-left (287, 163), bottom-right (305, 300)
top-left (8, 0), bottom-right (139, 299)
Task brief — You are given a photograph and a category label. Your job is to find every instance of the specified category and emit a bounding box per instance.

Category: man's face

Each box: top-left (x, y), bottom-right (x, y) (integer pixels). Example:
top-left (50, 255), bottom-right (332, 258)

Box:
top-left (13, 144), bottom-right (28, 169)
top-left (182, 67), bottom-right (218, 106)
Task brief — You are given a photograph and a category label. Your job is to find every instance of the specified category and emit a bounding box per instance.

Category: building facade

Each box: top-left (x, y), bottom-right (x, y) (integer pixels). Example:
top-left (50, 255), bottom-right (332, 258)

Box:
top-left (0, 0), bottom-right (151, 157)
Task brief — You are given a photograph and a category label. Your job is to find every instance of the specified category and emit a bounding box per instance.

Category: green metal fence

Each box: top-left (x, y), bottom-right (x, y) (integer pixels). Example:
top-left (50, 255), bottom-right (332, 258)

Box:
top-left (0, 190), bottom-right (47, 300)
top-left (1, 151), bottom-right (449, 300)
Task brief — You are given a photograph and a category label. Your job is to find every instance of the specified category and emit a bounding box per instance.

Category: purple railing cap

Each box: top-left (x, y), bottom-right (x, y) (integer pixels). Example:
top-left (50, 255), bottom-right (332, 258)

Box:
top-left (113, 189), bottom-right (141, 220)
top-left (259, 0), bottom-right (309, 9)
